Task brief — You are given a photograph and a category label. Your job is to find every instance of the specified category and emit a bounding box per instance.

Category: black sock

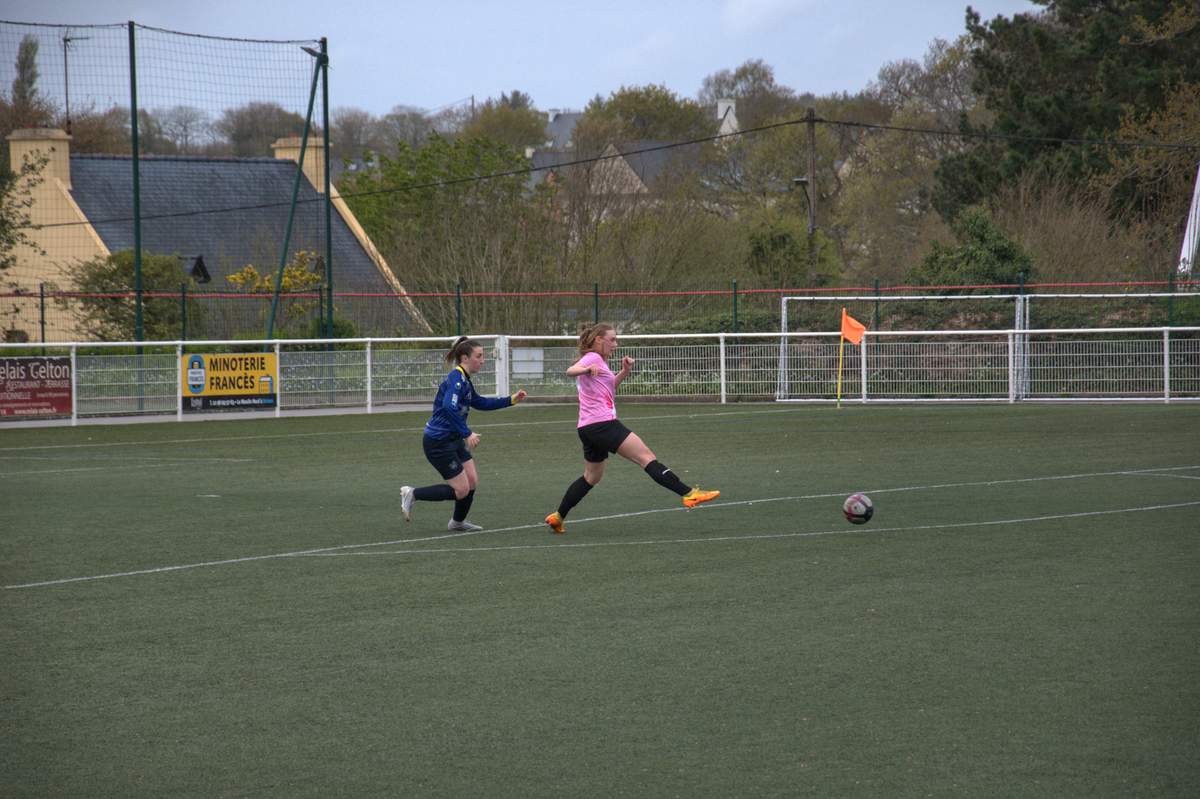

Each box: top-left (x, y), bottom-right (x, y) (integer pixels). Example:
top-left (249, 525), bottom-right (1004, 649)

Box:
top-left (414, 484), bottom-right (456, 502)
top-left (557, 476), bottom-right (593, 518)
top-left (453, 490), bottom-right (475, 523)
top-left (644, 460), bottom-right (689, 496)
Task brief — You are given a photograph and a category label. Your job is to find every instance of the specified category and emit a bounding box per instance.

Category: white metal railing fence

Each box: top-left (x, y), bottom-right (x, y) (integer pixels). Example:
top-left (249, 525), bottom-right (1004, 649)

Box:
top-left (780, 293), bottom-right (1200, 335)
top-left (2, 328), bottom-right (1198, 425)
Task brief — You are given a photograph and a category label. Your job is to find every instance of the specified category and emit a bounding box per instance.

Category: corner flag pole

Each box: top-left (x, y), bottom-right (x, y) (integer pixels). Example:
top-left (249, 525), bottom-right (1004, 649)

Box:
top-left (836, 306), bottom-right (866, 408)
top-left (836, 329), bottom-right (845, 408)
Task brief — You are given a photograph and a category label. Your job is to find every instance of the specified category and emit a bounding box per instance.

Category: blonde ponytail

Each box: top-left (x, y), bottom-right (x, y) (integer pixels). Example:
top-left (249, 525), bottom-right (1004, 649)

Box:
top-left (578, 323), bottom-right (614, 355)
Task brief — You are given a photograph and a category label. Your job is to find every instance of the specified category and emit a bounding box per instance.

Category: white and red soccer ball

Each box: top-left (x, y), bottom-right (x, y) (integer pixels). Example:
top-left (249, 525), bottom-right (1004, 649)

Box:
top-left (843, 493), bottom-right (874, 525)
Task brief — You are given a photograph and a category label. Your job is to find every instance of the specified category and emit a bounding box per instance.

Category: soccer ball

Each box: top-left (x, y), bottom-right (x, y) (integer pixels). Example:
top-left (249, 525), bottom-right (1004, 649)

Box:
top-left (843, 493), bottom-right (874, 525)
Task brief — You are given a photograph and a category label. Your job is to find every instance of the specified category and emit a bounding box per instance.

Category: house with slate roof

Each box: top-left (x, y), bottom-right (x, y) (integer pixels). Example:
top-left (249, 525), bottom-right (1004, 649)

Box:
top-left (594, 140), bottom-right (699, 195)
top-left (529, 102), bottom-right (728, 200)
top-left (544, 110), bottom-right (582, 150)
top-left (5, 128), bottom-right (430, 340)
top-left (529, 140), bottom-right (702, 196)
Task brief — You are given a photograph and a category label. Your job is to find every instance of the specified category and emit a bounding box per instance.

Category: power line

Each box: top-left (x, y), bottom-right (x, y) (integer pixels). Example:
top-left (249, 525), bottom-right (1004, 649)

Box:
top-left (425, 96), bottom-right (474, 115)
top-left (21, 113), bottom-right (1200, 232)
top-left (827, 117), bottom-right (1200, 152)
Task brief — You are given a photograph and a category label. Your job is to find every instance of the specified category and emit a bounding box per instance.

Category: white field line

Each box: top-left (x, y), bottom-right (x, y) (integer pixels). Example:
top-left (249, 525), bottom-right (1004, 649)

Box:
top-left (0, 456), bottom-right (254, 477)
top-left (2, 465), bottom-right (213, 477)
top-left (1134, 472), bottom-right (1200, 481)
top-left (4, 465), bottom-right (1197, 591)
top-left (0, 454), bottom-right (252, 462)
top-left (0, 407), bottom-right (808, 452)
top-left (301, 501), bottom-right (1200, 559)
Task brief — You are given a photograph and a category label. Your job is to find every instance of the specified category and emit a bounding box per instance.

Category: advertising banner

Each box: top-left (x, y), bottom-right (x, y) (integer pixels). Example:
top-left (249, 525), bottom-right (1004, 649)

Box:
top-left (0, 357), bottom-right (72, 417)
top-left (181, 353), bottom-right (278, 412)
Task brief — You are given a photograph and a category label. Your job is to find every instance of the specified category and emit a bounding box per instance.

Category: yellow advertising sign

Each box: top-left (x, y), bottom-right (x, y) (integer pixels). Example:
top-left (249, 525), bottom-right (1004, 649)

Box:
top-left (181, 353), bottom-right (278, 411)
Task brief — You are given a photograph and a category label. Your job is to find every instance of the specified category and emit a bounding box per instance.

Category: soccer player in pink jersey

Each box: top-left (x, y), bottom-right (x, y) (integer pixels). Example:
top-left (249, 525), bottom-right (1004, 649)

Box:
top-left (545, 323), bottom-right (719, 534)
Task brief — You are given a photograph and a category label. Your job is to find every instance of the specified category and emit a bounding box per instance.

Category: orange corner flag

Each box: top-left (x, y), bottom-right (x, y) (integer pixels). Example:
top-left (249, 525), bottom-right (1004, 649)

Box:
top-left (840, 308), bottom-right (866, 345)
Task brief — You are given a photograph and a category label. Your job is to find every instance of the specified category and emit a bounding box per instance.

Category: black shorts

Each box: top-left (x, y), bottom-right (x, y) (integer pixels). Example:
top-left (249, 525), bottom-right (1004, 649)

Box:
top-left (423, 434), bottom-right (473, 479)
top-left (578, 420), bottom-right (633, 463)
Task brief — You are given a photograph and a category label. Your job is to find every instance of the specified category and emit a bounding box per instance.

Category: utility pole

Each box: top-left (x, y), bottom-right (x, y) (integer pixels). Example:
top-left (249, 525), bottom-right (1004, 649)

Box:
top-left (805, 106), bottom-right (816, 236)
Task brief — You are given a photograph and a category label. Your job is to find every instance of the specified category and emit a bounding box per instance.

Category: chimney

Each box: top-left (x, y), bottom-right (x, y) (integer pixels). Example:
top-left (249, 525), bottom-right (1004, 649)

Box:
top-left (716, 99), bottom-right (739, 137)
top-left (271, 135), bottom-right (327, 193)
top-left (7, 128), bottom-right (72, 189)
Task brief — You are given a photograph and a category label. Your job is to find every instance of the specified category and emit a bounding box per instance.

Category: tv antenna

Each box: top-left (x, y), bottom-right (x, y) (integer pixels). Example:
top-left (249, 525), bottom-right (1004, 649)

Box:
top-left (62, 30), bottom-right (91, 135)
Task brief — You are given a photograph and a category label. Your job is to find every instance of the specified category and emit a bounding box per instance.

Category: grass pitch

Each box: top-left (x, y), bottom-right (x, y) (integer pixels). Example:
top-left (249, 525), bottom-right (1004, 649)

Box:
top-left (2, 403), bottom-right (1199, 797)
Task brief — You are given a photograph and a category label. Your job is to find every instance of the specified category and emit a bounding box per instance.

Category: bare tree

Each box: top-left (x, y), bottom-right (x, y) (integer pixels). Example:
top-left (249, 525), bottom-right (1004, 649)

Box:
top-left (429, 105), bottom-right (472, 138)
top-left (868, 36), bottom-right (987, 155)
top-left (331, 106), bottom-right (385, 163)
top-left (159, 105), bottom-right (212, 154)
top-left (377, 105), bottom-right (434, 153)
top-left (62, 104), bottom-right (128, 154)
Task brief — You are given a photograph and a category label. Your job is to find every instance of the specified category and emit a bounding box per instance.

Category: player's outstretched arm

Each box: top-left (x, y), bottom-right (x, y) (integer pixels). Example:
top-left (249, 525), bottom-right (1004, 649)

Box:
top-left (470, 388), bottom-right (527, 411)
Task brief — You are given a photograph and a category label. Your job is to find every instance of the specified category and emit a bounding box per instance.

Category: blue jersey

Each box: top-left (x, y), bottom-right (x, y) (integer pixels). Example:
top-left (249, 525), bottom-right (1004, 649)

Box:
top-left (423, 366), bottom-right (513, 440)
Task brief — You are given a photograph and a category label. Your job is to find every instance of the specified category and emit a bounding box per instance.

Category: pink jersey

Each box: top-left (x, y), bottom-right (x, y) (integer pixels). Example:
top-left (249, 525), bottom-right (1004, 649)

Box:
top-left (575, 350), bottom-right (617, 427)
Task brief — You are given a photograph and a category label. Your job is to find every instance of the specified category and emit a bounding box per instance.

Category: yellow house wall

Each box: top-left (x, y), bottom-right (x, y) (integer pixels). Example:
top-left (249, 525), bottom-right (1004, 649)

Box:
top-left (6, 172), bottom-right (107, 342)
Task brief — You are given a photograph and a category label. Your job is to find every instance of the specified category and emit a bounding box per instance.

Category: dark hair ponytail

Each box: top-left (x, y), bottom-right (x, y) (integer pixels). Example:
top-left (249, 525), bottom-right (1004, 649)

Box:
top-left (445, 336), bottom-right (482, 365)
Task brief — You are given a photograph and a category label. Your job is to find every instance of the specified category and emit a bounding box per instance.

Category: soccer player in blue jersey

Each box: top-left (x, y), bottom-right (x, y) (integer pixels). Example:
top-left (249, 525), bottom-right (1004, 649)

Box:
top-left (401, 337), bottom-right (527, 531)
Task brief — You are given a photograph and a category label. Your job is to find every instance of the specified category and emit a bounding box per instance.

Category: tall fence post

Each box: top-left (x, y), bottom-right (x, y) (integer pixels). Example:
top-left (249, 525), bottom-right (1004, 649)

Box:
top-left (1167, 268), bottom-right (1175, 327)
top-left (128, 21), bottom-right (143, 343)
top-left (129, 21), bottom-right (146, 411)
top-left (731, 280), bottom-right (738, 333)
top-left (718, 332), bottom-right (727, 404)
top-left (322, 284), bottom-right (334, 407)
top-left (70, 344), bottom-right (78, 426)
top-left (1007, 331), bottom-right (1016, 404)
top-left (274, 340), bottom-right (282, 418)
top-left (593, 282), bottom-right (599, 324)
top-left (266, 47), bottom-right (324, 340)
top-left (321, 37), bottom-right (333, 340)
top-left (455, 282), bottom-right (463, 336)
top-left (366, 339), bottom-right (373, 413)
top-left (873, 278), bottom-right (881, 329)
top-left (860, 333), bottom-right (868, 403)
top-left (39, 282), bottom-right (46, 346)
top-left (175, 343), bottom-right (183, 421)
top-left (1163, 328), bottom-right (1171, 403)
top-left (180, 283), bottom-right (187, 341)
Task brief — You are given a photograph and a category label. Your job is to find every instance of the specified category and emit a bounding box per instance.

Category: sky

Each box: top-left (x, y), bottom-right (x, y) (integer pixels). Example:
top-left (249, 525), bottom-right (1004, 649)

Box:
top-left (2, 0), bottom-right (1042, 116)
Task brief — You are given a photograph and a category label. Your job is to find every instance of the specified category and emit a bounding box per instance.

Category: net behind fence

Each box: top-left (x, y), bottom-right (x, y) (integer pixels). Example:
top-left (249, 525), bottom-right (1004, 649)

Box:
top-left (0, 20), bottom-right (437, 343)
